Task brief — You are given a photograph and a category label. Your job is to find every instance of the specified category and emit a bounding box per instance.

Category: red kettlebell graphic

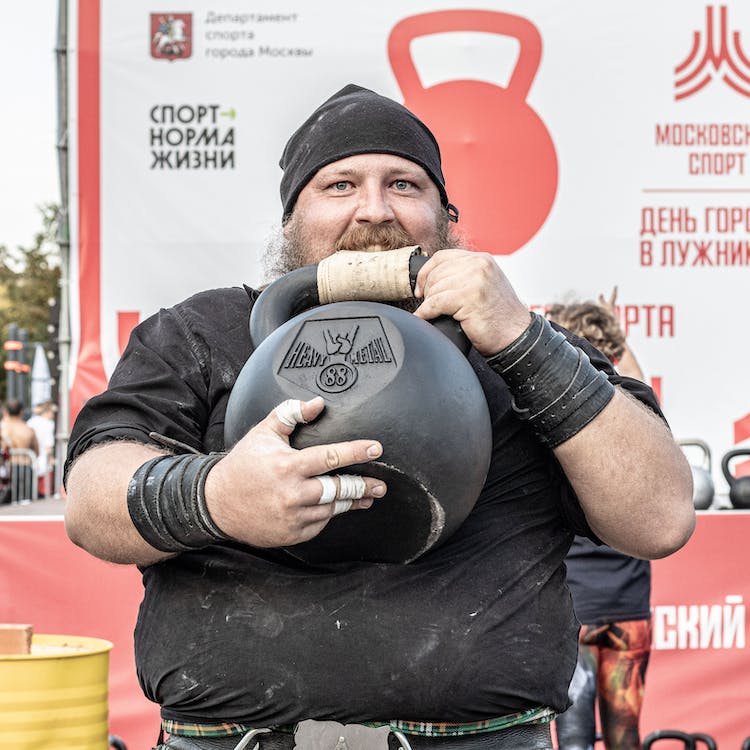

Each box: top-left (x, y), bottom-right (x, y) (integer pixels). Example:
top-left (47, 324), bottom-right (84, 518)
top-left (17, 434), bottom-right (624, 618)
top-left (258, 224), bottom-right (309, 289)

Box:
top-left (388, 10), bottom-right (558, 255)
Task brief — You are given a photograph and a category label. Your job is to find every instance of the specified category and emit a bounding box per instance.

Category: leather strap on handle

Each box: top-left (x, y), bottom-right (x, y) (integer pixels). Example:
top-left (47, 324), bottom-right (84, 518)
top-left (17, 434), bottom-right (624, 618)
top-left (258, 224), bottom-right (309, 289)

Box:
top-left (317, 246), bottom-right (424, 304)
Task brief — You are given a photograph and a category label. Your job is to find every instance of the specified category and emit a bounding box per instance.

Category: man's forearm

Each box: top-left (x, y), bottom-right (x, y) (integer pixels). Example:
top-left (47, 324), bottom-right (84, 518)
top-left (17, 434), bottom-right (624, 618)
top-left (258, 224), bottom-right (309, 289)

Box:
top-left (65, 442), bottom-right (175, 566)
top-left (554, 387), bottom-right (695, 559)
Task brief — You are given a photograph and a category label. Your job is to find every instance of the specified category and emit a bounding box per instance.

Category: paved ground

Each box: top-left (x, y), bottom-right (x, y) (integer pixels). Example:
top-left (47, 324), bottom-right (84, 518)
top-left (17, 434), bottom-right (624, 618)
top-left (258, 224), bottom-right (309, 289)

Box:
top-left (0, 496), bottom-right (65, 516)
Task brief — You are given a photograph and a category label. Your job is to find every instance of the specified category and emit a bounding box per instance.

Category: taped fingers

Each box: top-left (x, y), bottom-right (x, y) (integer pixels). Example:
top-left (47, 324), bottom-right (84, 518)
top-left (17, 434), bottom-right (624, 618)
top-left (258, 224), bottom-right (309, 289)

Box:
top-left (317, 475), bottom-right (338, 505)
top-left (274, 399), bottom-right (306, 428)
top-left (334, 474), bottom-right (367, 515)
top-left (337, 474), bottom-right (367, 500)
top-left (316, 474), bottom-right (368, 515)
top-left (334, 500), bottom-right (352, 516)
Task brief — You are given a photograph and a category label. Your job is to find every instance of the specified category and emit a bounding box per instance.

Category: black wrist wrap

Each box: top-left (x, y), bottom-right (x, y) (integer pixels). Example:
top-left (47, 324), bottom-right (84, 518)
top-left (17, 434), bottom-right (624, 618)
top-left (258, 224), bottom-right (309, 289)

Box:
top-left (127, 453), bottom-right (229, 553)
top-left (486, 313), bottom-right (615, 448)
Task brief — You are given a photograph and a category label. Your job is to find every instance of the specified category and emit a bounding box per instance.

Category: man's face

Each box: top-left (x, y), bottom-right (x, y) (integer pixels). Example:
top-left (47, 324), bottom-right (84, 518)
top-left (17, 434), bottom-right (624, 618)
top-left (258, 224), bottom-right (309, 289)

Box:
top-left (277, 153), bottom-right (451, 272)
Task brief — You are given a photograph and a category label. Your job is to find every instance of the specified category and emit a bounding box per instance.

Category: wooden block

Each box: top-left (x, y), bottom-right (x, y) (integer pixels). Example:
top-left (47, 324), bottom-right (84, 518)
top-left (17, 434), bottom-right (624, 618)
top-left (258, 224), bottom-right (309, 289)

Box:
top-left (0, 624), bottom-right (33, 654)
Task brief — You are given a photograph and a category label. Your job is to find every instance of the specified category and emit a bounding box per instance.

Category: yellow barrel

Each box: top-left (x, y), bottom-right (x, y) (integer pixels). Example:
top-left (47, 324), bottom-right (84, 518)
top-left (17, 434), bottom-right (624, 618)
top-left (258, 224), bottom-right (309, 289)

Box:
top-left (0, 634), bottom-right (113, 749)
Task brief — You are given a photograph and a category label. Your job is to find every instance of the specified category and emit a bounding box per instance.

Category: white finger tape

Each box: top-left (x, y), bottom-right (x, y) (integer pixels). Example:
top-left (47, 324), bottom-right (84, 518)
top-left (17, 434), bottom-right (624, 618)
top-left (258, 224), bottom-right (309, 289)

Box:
top-left (333, 499), bottom-right (353, 515)
top-left (338, 474), bottom-right (367, 500)
top-left (317, 475), bottom-right (337, 505)
top-left (275, 399), bottom-right (305, 428)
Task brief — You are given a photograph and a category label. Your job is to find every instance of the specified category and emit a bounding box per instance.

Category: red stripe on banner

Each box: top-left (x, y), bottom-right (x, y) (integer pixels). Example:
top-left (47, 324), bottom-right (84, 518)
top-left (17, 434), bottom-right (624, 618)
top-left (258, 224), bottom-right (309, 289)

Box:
top-left (117, 311), bottom-right (140, 355)
top-left (70, 0), bottom-right (108, 426)
top-left (649, 375), bottom-right (662, 405)
top-left (734, 413), bottom-right (750, 476)
top-left (734, 412), bottom-right (750, 444)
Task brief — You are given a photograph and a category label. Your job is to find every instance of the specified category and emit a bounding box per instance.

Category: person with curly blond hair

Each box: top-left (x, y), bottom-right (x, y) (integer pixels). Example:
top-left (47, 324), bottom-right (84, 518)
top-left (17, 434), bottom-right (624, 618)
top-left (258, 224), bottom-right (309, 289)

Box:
top-left (545, 302), bottom-right (625, 363)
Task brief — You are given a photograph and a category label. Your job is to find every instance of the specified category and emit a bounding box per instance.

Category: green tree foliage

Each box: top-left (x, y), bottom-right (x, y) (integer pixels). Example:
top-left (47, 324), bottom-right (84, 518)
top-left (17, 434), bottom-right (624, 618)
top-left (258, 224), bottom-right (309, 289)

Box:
top-left (0, 204), bottom-right (61, 400)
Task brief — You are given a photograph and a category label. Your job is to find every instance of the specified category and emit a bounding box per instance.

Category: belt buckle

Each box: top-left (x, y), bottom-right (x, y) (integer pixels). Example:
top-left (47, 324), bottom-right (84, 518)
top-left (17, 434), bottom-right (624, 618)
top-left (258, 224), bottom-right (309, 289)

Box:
top-left (234, 728), bottom-right (272, 750)
top-left (294, 720), bottom-right (412, 750)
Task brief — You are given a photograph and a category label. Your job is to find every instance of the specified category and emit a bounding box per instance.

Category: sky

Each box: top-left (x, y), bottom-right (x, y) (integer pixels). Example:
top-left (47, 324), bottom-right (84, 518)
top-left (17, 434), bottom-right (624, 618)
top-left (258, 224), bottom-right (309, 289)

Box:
top-left (0, 1), bottom-right (60, 253)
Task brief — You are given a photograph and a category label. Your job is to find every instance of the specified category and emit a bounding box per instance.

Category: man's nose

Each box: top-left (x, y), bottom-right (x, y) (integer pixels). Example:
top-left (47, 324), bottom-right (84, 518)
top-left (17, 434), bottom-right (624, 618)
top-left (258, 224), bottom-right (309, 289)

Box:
top-left (354, 184), bottom-right (395, 224)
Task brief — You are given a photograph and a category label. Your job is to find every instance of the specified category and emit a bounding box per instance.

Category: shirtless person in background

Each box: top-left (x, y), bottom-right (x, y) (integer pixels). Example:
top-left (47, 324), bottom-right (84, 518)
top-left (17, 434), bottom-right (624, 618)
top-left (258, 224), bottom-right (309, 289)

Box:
top-left (1, 399), bottom-right (39, 502)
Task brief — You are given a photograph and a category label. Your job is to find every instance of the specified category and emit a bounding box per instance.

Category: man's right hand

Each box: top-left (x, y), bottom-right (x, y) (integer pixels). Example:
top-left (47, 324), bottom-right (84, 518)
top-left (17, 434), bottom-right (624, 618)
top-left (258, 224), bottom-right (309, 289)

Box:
top-left (205, 397), bottom-right (386, 548)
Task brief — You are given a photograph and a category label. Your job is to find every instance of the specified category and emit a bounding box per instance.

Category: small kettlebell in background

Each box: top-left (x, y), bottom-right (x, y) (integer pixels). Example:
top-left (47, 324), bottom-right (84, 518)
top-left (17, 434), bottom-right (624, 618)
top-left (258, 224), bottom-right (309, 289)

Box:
top-left (678, 439), bottom-right (715, 510)
top-left (720, 447), bottom-right (750, 509)
top-left (642, 729), bottom-right (696, 749)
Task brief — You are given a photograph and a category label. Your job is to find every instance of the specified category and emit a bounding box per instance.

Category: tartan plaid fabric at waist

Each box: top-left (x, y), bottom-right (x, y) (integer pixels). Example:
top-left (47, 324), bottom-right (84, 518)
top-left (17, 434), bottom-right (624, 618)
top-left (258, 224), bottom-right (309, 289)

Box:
top-left (162, 706), bottom-right (556, 738)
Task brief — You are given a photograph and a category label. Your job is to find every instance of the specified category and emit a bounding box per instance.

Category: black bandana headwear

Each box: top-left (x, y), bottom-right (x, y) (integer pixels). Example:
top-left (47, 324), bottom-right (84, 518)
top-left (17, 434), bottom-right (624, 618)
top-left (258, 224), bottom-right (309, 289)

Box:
top-left (279, 84), bottom-right (458, 222)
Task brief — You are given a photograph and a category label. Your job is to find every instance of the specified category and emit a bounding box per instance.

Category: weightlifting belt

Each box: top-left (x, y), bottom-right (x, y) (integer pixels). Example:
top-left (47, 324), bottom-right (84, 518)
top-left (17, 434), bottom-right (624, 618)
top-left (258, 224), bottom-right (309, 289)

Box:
top-left (161, 720), bottom-right (554, 750)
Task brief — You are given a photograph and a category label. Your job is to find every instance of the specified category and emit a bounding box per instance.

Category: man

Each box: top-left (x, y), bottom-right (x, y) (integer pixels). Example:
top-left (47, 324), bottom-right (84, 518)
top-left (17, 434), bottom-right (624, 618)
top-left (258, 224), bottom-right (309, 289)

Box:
top-left (64, 85), bottom-right (695, 750)
top-left (1, 399), bottom-right (39, 502)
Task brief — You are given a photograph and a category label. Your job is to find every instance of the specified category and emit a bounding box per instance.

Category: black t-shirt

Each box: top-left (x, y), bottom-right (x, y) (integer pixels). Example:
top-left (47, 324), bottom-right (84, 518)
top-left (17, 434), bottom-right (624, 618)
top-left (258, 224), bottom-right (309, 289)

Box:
top-left (65, 287), bottom-right (661, 726)
top-left (564, 536), bottom-right (651, 624)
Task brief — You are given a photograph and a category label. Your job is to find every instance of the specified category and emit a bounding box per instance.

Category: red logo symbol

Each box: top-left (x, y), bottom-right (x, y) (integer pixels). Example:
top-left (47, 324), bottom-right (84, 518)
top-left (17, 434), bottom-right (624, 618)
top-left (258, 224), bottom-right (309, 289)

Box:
top-left (734, 411), bottom-right (750, 477)
top-left (388, 11), bottom-right (558, 256)
top-left (150, 13), bottom-right (192, 61)
top-left (675, 5), bottom-right (750, 99)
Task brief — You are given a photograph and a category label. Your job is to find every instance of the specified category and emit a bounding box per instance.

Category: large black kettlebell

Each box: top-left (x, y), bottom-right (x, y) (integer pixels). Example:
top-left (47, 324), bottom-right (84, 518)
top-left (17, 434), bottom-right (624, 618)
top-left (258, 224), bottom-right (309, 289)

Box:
top-left (721, 448), bottom-right (750, 509)
top-left (225, 249), bottom-right (493, 564)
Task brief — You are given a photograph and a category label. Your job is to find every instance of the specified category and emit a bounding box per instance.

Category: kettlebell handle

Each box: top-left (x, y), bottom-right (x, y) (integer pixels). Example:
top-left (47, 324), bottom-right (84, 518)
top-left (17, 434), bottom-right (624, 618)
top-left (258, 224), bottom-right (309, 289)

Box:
top-left (690, 733), bottom-right (717, 750)
top-left (388, 10), bottom-right (542, 103)
top-left (720, 447), bottom-right (750, 485)
top-left (250, 249), bottom-right (471, 355)
top-left (678, 439), bottom-right (711, 472)
top-left (642, 729), bottom-right (697, 749)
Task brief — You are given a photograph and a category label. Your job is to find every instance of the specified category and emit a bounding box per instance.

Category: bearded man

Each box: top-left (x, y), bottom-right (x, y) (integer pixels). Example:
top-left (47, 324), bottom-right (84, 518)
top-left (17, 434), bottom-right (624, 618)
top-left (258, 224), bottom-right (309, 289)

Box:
top-left (64, 85), bottom-right (694, 750)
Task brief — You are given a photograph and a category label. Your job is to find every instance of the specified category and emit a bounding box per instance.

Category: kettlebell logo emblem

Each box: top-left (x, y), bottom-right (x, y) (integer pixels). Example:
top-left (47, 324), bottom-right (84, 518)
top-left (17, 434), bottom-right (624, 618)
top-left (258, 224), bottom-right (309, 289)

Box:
top-left (279, 317), bottom-right (396, 395)
top-left (388, 10), bottom-right (559, 255)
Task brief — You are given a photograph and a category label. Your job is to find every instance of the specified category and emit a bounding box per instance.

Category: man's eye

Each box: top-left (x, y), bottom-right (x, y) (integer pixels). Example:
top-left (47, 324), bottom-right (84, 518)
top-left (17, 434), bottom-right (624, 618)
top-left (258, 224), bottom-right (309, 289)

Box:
top-left (332, 181), bottom-right (351, 191)
top-left (393, 179), bottom-right (412, 190)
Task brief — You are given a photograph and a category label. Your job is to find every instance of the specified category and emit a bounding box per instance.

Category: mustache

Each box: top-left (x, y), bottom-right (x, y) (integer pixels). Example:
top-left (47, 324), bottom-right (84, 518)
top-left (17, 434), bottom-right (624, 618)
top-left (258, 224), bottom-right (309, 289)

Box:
top-left (334, 225), bottom-right (416, 253)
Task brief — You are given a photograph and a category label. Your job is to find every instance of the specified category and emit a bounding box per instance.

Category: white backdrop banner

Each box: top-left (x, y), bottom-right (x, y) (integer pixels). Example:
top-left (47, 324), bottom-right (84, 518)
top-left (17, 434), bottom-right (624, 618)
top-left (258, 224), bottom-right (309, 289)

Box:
top-left (67, 0), bottom-right (750, 488)
top-left (65, 1), bottom-right (750, 746)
